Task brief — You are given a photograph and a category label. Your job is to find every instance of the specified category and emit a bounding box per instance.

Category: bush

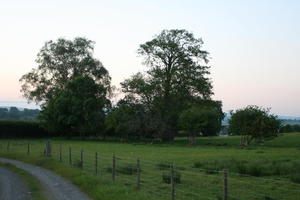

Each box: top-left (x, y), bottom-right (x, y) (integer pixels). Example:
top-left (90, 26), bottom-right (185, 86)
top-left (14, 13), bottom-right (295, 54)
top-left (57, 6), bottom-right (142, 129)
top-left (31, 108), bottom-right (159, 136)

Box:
top-left (0, 120), bottom-right (50, 138)
top-left (162, 171), bottom-right (181, 184)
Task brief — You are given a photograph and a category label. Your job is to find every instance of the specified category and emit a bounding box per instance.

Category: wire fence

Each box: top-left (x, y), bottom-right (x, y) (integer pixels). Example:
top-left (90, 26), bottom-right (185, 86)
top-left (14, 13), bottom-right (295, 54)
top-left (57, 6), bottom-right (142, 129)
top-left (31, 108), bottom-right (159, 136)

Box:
top-left (0, 140), bottom-right (299, 200)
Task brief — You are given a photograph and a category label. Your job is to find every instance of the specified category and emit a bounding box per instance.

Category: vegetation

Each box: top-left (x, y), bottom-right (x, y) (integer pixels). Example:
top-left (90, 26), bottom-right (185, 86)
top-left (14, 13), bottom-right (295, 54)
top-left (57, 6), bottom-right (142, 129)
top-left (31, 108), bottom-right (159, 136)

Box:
top-left (20, 37), bottom-right (111, 137)
top-left (0, 107), bottom-right (39, 120)
top-left (179, 103), bottom-right (223, 144)
top-left (0, 133), bottom-right (299, 200)
top-left (229, 105), bottom-right (281, 146)
top-left (17, 30), bottom-right (227, 141)
top-left (110, 29), bottom-right (223, 141)
top-left (40, 76), bottom-right (110, 137)
top-left (280, 124), bottom-right (300, 133)
top-left (0, 120), bottom-right (49, 138)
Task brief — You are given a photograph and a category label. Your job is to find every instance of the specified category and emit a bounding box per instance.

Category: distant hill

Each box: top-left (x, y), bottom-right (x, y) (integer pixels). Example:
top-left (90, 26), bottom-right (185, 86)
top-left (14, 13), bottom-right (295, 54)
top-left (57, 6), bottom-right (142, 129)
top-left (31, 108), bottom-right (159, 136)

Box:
top-left (0, 107), bottom-right (40, 121)
top-left (0, 101), bottom-right (40, 110)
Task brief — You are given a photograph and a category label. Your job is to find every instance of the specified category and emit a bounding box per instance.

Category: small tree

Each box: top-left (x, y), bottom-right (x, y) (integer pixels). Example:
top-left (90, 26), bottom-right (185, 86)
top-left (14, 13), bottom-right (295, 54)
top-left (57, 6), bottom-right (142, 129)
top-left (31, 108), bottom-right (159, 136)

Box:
top-left (179, 105), bottom-right (222, 144)
top-left (229, 105), bottom-right (281, 146)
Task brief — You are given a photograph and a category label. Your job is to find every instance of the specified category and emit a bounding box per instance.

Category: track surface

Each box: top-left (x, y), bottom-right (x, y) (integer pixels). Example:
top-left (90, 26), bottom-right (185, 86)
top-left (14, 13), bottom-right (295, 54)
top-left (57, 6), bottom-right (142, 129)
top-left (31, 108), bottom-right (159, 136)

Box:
top-left (0, 166), bottom-right (31, 200)
top-left (0, 158), bottom-right (91, 200)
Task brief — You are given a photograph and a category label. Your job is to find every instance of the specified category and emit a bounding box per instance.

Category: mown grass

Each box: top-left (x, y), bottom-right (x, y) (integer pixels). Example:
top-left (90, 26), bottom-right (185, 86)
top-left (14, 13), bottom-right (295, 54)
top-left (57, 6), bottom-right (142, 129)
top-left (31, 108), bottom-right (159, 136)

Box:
top-left (0, 132), bottom-right (299, 200)
top-left (0, 162), bottom-right (47, 200)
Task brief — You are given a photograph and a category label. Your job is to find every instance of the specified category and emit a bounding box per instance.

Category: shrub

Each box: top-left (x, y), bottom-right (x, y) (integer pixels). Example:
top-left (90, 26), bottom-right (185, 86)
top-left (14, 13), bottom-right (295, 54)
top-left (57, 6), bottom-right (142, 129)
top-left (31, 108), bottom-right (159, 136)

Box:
top-left (0, 120), bottom-right (50, 138)
top-left (162, 171), bottom-right (181, 184)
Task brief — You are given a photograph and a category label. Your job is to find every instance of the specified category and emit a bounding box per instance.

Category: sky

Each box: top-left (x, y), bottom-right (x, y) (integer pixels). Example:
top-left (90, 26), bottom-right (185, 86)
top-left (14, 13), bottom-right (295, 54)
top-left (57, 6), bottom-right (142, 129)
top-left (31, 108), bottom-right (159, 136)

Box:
top-left (0, 0), bottom-right (299, 116)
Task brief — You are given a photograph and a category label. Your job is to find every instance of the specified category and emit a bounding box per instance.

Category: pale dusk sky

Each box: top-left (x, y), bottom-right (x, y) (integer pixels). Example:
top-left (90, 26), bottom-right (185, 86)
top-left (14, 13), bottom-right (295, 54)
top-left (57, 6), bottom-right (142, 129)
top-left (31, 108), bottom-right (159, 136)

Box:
top-left (0, 0), bottom-right (299, 116)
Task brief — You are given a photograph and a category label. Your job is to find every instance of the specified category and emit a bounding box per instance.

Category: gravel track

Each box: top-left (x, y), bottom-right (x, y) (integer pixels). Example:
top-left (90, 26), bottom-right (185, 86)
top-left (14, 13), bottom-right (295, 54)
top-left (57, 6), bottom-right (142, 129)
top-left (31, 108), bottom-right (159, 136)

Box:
top-left (0, 158), bottom-right (92, 200)
top-left (0, 166), bottom-right (31, 200)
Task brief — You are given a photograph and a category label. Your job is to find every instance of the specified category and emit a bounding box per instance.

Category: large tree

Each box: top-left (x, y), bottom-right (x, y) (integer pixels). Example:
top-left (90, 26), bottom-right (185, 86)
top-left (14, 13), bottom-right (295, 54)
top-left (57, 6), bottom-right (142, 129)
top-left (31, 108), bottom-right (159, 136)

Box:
top-left (20, 38), bottom-right (111, 136)
top-left (121, 29), bottom-right (216, 141)
top-left (20, 37), bottom-right (111, 103)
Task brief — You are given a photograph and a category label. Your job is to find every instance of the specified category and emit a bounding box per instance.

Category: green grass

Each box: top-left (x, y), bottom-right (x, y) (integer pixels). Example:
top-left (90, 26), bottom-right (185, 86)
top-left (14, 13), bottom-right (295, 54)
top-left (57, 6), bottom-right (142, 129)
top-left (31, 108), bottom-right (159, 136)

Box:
top-left (0, 153), bottom-right (156, 200)
top-left (0, 132), bottom-right (300, 200)
top-left (0, 162), bottom-right (47, 200)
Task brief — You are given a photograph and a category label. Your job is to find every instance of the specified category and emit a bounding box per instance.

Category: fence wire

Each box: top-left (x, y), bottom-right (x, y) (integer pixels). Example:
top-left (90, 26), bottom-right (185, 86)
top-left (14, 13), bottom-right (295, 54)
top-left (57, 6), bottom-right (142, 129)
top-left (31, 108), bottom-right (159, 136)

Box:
top-left (0, 140), bottom-right (299, 200)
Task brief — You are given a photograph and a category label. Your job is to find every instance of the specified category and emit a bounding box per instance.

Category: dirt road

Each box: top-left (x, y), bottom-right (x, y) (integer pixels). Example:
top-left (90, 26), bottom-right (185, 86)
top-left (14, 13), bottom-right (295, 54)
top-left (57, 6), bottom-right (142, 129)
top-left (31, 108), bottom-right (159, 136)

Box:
top-left (0, 158), bottom-right (92, 200)
top-left (0, 166), bottom-right (32, 200)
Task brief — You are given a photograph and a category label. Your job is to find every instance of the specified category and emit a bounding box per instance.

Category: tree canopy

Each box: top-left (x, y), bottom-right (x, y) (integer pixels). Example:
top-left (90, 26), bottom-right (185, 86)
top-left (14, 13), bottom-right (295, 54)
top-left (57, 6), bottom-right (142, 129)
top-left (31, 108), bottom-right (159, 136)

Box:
top-left (20, 38), bottom-right (111, 137)
top-left (20, 37), bottom-right (111, 103)
top-left (121, 29), bottom-right (218, 141)
top-left (40, 76), bottom-right (109, 137)
top-left (229, 105), bottom-right (281, 146)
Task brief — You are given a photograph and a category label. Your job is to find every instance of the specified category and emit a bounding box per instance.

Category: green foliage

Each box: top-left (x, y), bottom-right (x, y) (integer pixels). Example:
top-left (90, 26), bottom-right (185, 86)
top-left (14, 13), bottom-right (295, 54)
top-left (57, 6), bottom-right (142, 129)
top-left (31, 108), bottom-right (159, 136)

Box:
top-left (105, 99), bottom-right (148, 139)
top-left (20, 37), bottom-right (111, 103)
top-left (20, 37), bottom-right (111, 138)
top-left (120, 29), bottom-right (217, 141)
top-left (280, 124), bottom-right (300, 133)
top-left (229, 105), bottom-right (281, 146)
top-left (179, 104), bottom-right (223, 144)
top-left (0, 120), bottom-right (49, 138)
top-left (40, 76), bottom-right (109, 137)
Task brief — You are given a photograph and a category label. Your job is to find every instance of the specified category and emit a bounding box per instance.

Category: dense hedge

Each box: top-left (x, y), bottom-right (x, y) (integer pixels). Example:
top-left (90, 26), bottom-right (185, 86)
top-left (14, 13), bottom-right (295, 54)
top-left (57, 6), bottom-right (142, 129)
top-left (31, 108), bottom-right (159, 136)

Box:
top-left (0, 120), bottom-right (51, 138)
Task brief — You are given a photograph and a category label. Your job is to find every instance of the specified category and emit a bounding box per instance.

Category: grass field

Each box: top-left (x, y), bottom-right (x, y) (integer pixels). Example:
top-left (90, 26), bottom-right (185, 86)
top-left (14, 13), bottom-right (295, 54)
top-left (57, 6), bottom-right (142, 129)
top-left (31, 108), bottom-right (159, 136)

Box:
top-left (0, 133), bottom-right (300, 200)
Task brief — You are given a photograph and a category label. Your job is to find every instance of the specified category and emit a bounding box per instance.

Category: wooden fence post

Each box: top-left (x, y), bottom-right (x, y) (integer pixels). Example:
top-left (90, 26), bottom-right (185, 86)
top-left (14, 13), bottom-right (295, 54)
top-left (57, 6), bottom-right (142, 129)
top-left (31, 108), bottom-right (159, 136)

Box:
top-left (59, 144), bottom-right (62, 162)
top-left (27, 142), bottom-right (30, 155)
top-left (223, 169), bottom-right (228, 200)
top-left (45, 141), bottom-right (51, 157)
top-left (112, 154), bottom-right (116, 182)
top-left (136, 158), bottom-right (141, 189)
top-left (69, 147), bottom-right (72, 165)
top-left (171, 163), bottom-right (175, 200)
top-left (80, 149), bottom-right (83, 169)
top-left (95, 152), bottom-right (98, 175)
